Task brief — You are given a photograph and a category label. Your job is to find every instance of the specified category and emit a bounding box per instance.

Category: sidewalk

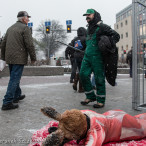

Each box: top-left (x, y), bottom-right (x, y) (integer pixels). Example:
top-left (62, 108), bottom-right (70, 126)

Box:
top-left (0, 74), bottom-right (144, 146)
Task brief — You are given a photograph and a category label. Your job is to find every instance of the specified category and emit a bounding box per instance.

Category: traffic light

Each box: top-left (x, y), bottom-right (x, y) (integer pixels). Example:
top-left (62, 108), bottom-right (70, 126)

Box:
top-left (46, 26), bottom-right (50, 34)
top-left (67, 25), bottom-right (71, 33)
top-left (124, 50), bottom-right (126, 54)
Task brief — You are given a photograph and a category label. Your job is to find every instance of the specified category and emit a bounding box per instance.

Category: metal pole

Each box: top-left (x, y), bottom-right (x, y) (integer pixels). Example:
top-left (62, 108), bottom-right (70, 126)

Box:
top-left (47, 34), bottom-right (49, 58)
top-left (141, 6), bottom-right (145, 104)
top-left (132, 0), bottom-right (138, 110)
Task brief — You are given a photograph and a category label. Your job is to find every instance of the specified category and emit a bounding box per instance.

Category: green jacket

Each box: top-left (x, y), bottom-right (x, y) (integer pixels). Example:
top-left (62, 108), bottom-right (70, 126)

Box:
top-left (1, 21), bottom-right (36, 64)
top-left (85, 27), bottom-right (102, 58)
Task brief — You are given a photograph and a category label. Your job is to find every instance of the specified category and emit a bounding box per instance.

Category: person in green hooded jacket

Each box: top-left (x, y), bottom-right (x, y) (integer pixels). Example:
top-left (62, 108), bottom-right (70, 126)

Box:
top-left (80, 9), bottom-right (120, 108)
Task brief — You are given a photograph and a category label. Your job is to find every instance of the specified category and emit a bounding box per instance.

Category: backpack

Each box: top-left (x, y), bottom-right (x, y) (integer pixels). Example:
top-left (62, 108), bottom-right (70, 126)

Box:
top-left (74, 40), bottom-right (83, 50)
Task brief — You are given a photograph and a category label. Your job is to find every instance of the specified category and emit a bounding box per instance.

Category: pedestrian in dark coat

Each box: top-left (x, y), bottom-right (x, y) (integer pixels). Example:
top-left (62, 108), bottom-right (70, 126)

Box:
top-left (1, 11), bottom-right (36, 110)
top-left (69, 27), bottom-right (87, 92)
top-left (126, 48), bottom-right (132, 77)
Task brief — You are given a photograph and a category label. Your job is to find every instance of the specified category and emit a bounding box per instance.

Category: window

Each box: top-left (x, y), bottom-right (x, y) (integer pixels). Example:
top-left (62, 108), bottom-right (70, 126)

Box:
top-left (121, 22), bottom-right (123, 27)
top-left (126, 32), bottom-right (128, 37)
top-left (125, 20), bottom-right (128, 25)
top-left (121, 34), bottom-right (123, 39)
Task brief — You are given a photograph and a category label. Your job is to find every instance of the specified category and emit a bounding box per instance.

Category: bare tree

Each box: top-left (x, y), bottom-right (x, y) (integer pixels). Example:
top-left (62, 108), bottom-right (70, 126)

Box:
top-left (35, 20), bottom-right (67, 58)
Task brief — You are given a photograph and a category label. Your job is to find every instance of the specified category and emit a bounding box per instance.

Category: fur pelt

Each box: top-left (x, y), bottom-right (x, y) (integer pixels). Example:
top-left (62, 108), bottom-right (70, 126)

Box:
top-left (41, 107), bottom-right (87, 146)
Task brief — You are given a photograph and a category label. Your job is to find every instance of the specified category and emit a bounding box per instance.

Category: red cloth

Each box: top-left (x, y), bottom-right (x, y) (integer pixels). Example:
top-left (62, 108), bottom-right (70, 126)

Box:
top-left (29, 110), bottom-right (146, 146)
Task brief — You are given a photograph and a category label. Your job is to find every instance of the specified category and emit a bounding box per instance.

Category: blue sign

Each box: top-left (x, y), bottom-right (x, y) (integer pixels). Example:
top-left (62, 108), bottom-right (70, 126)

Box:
top-left (45, 21), bottom-right (51, 26)
top-left (66, 20), bottom-right (72, 25)
top-left (28, 22), bottom-right (33, 27)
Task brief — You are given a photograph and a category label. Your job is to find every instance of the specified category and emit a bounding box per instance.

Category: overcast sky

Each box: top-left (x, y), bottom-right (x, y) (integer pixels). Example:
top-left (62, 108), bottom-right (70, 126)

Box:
top-left (0, 0), bottom-right (132, 55)
top-left (0, 0), bottom-right (132, 34)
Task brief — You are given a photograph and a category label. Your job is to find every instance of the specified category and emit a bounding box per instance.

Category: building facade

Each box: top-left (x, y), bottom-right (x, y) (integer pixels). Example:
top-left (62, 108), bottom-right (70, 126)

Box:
top-left (114, 4), bottom-right (132, 62)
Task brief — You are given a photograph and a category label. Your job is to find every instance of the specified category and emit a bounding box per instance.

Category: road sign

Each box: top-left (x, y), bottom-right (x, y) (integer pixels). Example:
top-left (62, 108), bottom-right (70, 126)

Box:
top-left (66, 20), bottom-right (72, 25)
top-left (45, 21), bottom-right (51, 26)
top-left (28, 22), bottom-right (33, 27)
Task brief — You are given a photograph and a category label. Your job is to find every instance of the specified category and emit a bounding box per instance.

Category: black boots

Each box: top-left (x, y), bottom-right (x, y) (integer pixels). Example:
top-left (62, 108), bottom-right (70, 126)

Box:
top-left (1, 103), bottom-right (19, 110)
top-left (13, 95), bottom-right (26, 103)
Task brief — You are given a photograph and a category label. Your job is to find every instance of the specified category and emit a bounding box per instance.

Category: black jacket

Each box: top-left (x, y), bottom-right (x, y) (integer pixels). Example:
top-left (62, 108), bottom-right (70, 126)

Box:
top-left (126, 50), bottom-right (132, 64)
top-left (65, 43), bottom-right (75, 59)
top-left (96, 22), bottom-right (120, 86)
top-left (65, 27), bottom-right (86, 59)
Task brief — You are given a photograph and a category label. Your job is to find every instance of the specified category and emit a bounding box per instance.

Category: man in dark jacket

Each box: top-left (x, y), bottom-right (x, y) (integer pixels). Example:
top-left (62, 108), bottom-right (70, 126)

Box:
top-left (126, 48), bottom-right (132, 78)
top-left (65, 27), bottom-right (86, 87)
top-left (80, 9), bottom-right (120, 108)
top-left (1, 11), bottom-right (36, 110)
top-left (69, 27), bottom-right (86, 92)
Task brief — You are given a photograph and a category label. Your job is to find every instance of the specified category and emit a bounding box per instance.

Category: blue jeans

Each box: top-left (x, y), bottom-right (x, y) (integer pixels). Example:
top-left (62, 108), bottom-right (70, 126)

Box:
top-left (3, 64), bottom-right (24, 105)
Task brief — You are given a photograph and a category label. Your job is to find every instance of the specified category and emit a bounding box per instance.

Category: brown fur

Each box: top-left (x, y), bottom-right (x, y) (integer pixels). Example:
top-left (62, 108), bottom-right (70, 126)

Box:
top-left (41, 107), bottom-right (87, 146)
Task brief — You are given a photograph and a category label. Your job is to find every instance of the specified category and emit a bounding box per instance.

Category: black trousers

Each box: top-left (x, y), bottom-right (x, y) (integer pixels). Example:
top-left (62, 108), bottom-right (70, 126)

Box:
top-left (70, 58), bottom-right (77, 80)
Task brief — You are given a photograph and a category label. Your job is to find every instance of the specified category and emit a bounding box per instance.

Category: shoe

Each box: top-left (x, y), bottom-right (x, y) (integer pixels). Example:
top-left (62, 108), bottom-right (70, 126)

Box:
top-left (13, 95), bottom-right (26, 103)
top-left (1, 103), bottom-right (19, 110)
top-left (93, 102), bottom-right (104, 108)
top-left (81, 99), bottom-right (96, 105)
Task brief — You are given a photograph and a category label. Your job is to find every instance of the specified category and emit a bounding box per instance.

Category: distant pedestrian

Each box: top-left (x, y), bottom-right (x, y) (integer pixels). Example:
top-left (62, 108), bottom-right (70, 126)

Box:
top-left (126, 47), bottom-right (132, 78)
top-left (65, 27), bottom-right (86, 87)
top-left (71, 27), bottom-right (87, 92)
top-left (1, 11), bottom-right (36, 110)
top-left (80, 9), bottom-right (120, 108)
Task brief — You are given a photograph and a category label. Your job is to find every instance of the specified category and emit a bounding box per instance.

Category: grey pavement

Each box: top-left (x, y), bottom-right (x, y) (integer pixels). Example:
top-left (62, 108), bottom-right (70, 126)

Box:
top-left (0, 74), bottom-right (145, 146)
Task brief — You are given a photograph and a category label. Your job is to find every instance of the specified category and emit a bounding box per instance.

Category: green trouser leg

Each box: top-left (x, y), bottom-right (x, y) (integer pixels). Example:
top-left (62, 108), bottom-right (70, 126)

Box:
top-left (80, 55), bottom-right (106, 104)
